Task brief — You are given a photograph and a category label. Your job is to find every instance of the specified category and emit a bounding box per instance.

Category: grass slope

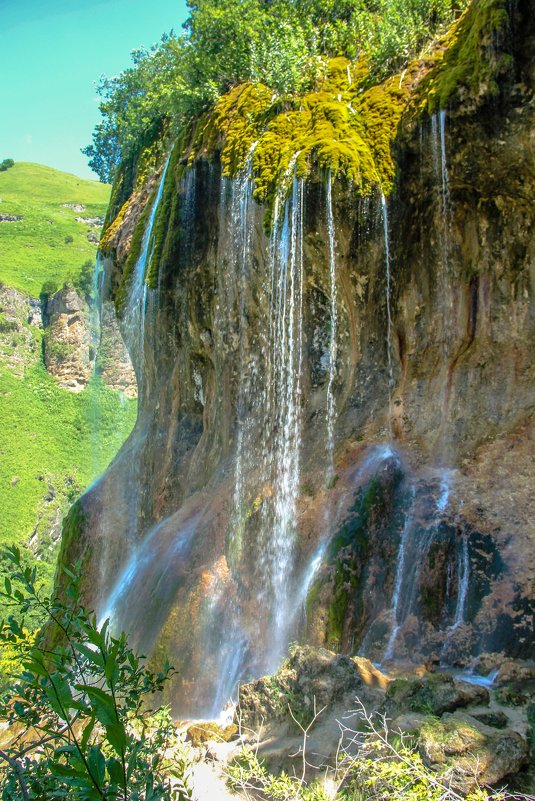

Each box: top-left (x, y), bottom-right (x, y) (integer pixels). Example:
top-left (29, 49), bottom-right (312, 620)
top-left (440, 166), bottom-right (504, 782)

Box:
top-left (0, 162), bottom-right (110, 295)
top-left (0, 161), bottom-right (136, 596)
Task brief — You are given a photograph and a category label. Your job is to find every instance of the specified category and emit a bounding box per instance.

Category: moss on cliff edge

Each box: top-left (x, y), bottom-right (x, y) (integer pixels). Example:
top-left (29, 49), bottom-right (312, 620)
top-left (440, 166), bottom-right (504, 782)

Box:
top-left (208, 57), bottom-right (413, 224)
top-left (417, 0), bottom-right (512, 112)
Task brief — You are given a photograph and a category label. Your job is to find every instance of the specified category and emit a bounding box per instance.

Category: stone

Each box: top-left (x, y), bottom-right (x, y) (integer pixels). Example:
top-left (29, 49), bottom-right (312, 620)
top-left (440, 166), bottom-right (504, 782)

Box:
top-left (384, 674), bottom-right (489, 718)
top-left (418, 712), bottom-right (529, 793)
top-left (237, 645), bottom-right (372, 730)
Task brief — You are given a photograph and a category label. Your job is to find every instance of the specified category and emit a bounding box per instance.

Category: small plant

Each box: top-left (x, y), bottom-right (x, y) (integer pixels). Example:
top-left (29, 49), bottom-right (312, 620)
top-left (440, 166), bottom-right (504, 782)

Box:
top-left (0, 546), bottom-right (192, 800)
top-left (64, 235), bottom-right (74, 244)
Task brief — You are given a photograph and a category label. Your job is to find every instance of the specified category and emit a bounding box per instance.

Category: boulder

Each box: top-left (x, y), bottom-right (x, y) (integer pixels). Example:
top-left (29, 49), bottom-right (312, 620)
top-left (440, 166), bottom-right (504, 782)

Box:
top-left (418, 712), bottom-right (529, 793)
top-left (384, 673), bottom-right (489, 718)
top-left (236, 645), bottom-right (382, 730)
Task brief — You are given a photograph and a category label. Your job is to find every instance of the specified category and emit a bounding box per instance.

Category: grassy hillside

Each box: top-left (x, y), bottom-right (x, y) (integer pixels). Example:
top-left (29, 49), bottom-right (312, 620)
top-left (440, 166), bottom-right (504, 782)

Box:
top-left (0, 161), bottom-right (136, 598)
top-left (0, 162), bottom-right (110, 295)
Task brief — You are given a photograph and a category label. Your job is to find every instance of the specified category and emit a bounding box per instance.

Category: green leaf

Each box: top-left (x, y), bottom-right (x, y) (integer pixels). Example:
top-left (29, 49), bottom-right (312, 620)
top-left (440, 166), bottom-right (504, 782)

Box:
top-left (81, 716), bottom-right (96, 750)
top-left (104, 641), bottom-right (119, 683)
top-left (73, 641), bottom-right (105, 668)
top-left (105, 721), bottom-right (128, 756)
top-left (45, 672), bottom-right (74, 720)
top-left (4, 577), bottom-right (11, 596)
top-left (79, 684), bottom-right (117, 725)
top-left (88, 744), bottom-right (106, 786)
top-left (107, 756), bottom-right (124, 784)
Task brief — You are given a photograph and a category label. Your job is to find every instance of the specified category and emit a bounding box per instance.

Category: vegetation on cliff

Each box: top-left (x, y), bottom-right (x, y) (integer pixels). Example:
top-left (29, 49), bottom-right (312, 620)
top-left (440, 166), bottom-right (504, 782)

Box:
top-left (84, 0), bottom-right (469, 183)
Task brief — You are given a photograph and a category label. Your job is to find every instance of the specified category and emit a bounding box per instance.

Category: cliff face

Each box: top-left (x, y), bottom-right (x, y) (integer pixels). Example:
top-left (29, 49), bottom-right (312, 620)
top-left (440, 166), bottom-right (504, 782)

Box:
top-left (60, 0), bottom-right (535, 716)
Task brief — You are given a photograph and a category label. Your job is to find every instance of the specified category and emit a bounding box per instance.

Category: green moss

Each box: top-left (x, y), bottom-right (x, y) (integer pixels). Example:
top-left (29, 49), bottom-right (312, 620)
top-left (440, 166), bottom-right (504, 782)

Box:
top-left (196, 56), bottom-right (414, 227)
top-left (418, 0), bottom-right (512, 113)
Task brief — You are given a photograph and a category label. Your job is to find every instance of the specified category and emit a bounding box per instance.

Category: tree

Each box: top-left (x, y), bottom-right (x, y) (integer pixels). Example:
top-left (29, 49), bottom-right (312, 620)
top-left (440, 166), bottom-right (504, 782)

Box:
top-left (0, 159), bottom-right (14, 172)
top-left (0, 546), bottom-right (191, 800)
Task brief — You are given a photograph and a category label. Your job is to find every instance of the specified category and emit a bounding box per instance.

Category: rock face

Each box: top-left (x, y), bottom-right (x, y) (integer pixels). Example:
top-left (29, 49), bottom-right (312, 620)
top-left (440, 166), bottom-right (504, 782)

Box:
top-left (44, 288), bottom-right (95, 392)
top-left (42, 285), bottom-right (137, 396)
top-left (58, 0), bottom-right (535, 718)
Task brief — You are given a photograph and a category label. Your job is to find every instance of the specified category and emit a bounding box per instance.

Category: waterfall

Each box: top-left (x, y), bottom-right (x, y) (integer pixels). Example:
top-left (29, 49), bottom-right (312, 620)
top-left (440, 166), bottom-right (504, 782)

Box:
top-left (326, 172), bottom-right (338, 479)
top-left (453, 534), bottom-right (469, 629)
top-left (122, 153), bottom-right (171, 392)
top-left (381, 194), bottom-right (394, 400)
top-left (382, 471), bottom-right (454, 663)
top-left (383, 486), bottom-right (416, 662)
top-left (263, 171), bottom-right (305, 667)
top-left (439, 110), bottom-right (451, 237)
top-left (440, 531), bottom-right (470, 663)
top-left (228, 145), bottom-right (257, 570)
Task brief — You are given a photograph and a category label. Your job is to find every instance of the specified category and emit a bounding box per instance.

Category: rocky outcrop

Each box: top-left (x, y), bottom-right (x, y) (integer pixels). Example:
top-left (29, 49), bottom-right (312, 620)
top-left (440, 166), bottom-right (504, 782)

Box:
top-left (234, 646), bottom-right (531, 791)
top-left (43, 286), bottom-right (137, 396)
top-left (57, 0), bottom-right (535, 718)
top-left (418, 713), bottom-right (529, 793)
top-left (43, 287), bottom-right (95, 392)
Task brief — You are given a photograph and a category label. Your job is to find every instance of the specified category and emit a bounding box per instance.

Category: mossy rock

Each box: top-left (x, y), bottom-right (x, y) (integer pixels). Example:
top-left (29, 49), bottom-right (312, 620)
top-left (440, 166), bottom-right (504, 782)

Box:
top-left (418, 713), bottom-right (529, 793)
top-left (416, 0), bottom-right (513, 113)
top-left (186, 721), bottom-right (238, 748)
top-left (385, 673), bottom-right (489, 717)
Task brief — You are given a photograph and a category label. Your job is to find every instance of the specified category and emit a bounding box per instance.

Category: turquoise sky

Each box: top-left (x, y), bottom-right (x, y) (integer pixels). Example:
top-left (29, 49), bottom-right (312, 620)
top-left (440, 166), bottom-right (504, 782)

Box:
top-left (0, 0), bottom-right (188, 181)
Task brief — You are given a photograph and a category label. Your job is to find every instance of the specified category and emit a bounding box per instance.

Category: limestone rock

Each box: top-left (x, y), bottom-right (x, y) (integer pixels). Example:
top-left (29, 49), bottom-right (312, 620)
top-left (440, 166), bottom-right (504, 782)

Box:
top-left (44, 287), bottom-right (93, 392)
top-left (384, 674), bottom-right (489, 718)
top-left (418, 712), bottom-right (529, 793)
top-left (237, 645), bottom-right (374, 730)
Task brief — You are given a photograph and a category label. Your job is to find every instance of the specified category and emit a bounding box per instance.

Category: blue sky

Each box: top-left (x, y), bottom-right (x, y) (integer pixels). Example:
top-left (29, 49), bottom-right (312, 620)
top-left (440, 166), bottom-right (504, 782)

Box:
top-left (0, 0), bottom-right (188, 180)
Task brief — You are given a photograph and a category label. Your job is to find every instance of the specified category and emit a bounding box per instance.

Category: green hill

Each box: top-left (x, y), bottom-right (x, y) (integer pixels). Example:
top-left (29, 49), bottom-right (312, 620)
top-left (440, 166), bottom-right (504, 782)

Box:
top-left (0, 162), bottom-right (110, 295)
top-left (0, 162), bottom-right (136, 599)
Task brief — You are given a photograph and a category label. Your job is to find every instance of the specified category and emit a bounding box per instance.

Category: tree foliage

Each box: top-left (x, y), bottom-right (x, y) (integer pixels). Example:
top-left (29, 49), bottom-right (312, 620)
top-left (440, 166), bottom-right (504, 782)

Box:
top-left (83, 0), bottom-right (468, 181)
top-left (0, 547), bottom-right (191, 800)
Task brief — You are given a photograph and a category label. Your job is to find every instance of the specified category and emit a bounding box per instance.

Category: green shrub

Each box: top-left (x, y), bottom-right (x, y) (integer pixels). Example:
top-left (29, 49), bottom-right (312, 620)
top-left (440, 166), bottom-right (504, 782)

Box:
top-left (0, 547), bottom-right (192, 800)
top-left (0, 159), bottom-right (14, 172)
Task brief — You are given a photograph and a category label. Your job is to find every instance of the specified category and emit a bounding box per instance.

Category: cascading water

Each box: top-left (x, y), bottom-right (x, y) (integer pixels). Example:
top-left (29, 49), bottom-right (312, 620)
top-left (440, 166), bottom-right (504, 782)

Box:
top-left (260, 170), bottom-right (305, 669)
top-left (383, 486), bottom-right (416, 662)
top-left (382, 471), bottom-right (454, 663)
top-left (325, 172), bottom-right (338, 478)
top-left (228, 146), bottom-right (257, 570)
top-left (452, 534), bottom-right (469, 630)
top-left (381, 193), bottom-right (394, 402)
top-left (122, 153), bottom-right (171, 394)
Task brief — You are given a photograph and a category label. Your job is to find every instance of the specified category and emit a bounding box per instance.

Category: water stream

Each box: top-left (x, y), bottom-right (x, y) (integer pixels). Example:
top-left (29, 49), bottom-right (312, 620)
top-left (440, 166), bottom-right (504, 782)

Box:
top-left (326, 172), bottom-right (338, 478)
top-left (122, 153), bottom-right (171, 395)
top-left (381, 194), bottom-right (394, 402)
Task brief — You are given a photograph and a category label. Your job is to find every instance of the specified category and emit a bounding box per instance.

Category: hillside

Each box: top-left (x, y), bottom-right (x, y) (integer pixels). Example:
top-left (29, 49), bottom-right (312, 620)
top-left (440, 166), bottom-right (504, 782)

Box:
top-left (0, 162), bottom-right (110, 295)
top-left (0, 161), bottom-right (136, 599)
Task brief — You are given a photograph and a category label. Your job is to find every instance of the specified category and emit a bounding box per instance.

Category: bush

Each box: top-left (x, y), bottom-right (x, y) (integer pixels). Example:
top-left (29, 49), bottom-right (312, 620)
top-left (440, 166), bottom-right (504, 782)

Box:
top-left (0, 159), bottom-right (14, 172)
top-left (64, 235), bottom-right (74, 244)
top-left (0, 546), bottom-right (192, 800)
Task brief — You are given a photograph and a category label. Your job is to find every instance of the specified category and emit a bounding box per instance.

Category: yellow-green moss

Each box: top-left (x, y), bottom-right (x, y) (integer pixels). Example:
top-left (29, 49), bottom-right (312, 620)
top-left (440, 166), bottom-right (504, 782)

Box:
top-left (207, 56), bottom-right (414, 224)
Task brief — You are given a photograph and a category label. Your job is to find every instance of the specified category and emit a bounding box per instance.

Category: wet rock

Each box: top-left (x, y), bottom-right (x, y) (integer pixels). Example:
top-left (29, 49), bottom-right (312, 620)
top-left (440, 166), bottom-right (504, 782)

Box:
top-left (384, 673), bottom-right (489, 718)
top-left (237, 645), bottom-right (375, 730)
